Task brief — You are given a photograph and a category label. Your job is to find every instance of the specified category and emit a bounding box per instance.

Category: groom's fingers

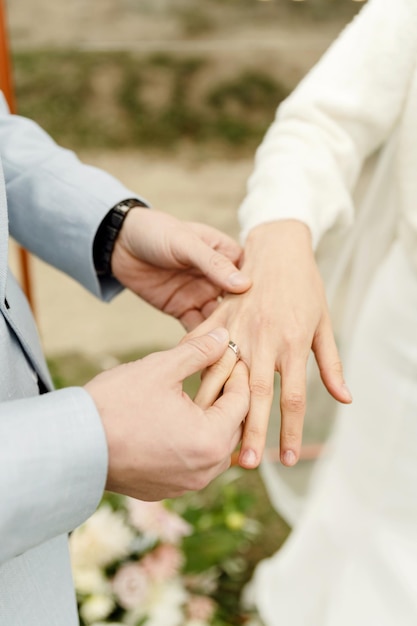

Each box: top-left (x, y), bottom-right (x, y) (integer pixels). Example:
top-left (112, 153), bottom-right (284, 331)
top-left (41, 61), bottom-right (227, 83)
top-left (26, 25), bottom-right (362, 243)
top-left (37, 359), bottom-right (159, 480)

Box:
top-left (179, 298), bottom-right (222, 332)
top-left (208, 360), bottom-right (250, 448)
top-left (188, 222), bottom-right (244, 268)
top-left (165, 327), bottom-right (230, 383)
top-left (194, 344), bottom-right (240, 409)
top-left (178, 234), bottom-right (251, 295)
top-left (180, 308), bottom-right (205, 332)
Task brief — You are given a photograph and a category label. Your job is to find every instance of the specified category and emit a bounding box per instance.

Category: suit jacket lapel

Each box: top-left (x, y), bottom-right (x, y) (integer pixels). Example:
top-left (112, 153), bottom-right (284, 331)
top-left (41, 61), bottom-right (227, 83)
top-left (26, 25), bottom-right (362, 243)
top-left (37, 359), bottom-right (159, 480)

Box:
top-left (0, 158), bottom-right (9, 302)
top-left (0, 159), bottom-right (53, 390)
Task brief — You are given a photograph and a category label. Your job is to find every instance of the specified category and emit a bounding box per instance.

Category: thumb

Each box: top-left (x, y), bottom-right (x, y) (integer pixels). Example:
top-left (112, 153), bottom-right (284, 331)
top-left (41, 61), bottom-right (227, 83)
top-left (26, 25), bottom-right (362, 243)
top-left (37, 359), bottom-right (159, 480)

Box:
top-left (169, 327), bottom-right (230, 382)
top-left (184, 237), bottom-right (251, 293)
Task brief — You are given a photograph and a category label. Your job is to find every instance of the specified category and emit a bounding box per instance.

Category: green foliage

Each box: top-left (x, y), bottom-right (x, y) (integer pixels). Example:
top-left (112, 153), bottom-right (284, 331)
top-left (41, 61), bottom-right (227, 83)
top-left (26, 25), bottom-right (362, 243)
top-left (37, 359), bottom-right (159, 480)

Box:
top-left (178, 478), bottom-right (257, 573)
top-left (207, 0), bottom-right (363, 21)
top-left (13, 50), bottom-right (289, 152)
top-left (209, 71), bottom-right (284, 110)
top-left (46, 352), bottom-right (104, 388)
top-left (207, 71), bottom-right (286, 145)
top-left (176, 7), bottom-right (216, 36)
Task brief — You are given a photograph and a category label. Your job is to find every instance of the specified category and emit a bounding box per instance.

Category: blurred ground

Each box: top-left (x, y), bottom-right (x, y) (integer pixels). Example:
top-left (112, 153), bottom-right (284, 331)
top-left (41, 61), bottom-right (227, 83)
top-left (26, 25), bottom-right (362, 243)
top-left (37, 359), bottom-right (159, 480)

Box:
top-left (7, 0), bottom-right (352, 55)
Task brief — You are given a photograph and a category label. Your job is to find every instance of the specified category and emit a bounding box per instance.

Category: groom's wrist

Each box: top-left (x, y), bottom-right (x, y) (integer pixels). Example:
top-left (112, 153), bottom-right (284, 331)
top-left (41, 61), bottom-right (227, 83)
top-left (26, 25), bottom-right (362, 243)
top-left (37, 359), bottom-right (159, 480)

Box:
top-left (93, 198), bottom-right (147, 277)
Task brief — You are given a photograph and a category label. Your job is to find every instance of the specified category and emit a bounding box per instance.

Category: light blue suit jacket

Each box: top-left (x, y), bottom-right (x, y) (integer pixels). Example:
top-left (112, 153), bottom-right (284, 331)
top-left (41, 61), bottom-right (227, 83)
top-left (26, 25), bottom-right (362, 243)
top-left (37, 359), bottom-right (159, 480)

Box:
top-left (0, 93), bottom-right (140, 624)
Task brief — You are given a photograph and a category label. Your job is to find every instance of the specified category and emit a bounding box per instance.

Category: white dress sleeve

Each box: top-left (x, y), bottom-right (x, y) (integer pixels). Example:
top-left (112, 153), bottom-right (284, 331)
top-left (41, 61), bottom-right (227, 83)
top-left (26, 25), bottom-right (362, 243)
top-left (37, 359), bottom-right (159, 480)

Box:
top-left (238, 0), bottom-right (417, 248)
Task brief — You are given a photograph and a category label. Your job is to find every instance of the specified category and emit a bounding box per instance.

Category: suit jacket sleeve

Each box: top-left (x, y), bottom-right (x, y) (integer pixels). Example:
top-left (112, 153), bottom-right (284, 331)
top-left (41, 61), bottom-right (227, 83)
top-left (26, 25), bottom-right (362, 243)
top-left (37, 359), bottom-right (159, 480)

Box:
top-left (0, 98), bottom-right (148, 300)
top-left (238, 0), bottom-right (417, 248)
top-left (0, 385), bottom-right (108, 565)
top-left (0, 101), bottom-right (147, 563)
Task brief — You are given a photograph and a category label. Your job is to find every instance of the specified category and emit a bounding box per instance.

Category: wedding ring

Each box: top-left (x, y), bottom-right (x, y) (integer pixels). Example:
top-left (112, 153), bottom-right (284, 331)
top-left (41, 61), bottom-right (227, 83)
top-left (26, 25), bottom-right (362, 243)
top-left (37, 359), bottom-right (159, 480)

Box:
top-left (227, 340), bottom-right (241, 360)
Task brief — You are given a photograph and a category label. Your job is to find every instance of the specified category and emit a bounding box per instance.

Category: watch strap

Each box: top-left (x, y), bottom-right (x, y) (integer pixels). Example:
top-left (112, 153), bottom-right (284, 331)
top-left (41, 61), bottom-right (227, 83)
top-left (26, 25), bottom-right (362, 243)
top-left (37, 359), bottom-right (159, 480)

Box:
top-left (93, 198), bottom-right (147, 277)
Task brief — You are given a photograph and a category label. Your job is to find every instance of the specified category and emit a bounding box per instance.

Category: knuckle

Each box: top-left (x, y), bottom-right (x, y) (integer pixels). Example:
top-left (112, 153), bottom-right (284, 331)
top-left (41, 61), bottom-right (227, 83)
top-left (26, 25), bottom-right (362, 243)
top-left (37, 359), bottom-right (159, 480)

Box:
top-left (319, 358), bottom-right (344, 378)
top-left (208, 251), bottom-right (229, 273)
top-left (281, 431), bottom-right (300, 447)
top-left (244, 423), bottom-right (265, 439)
top-left (282, 325), bottom-right (309, 349)
top-left (187, 336), bottom-right (212, 359)
top-left (331, 359), bottom-right (344, 375)
top-left (281, 392), bottom-right (305, 414)
top-left (249, 378), bottom-right (274, 398)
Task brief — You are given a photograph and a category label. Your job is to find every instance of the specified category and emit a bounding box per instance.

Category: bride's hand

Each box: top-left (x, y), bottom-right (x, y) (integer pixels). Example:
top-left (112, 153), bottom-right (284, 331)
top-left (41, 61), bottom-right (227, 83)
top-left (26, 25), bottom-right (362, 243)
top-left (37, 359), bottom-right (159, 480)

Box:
top-left (192, 220), bottom-right (352, 468)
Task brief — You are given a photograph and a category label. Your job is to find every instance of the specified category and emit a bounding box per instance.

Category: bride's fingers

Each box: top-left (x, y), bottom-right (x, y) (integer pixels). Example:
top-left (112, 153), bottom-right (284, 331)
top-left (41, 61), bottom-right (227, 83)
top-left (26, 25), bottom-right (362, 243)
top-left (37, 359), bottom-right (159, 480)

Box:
top-left (194, 344), bottom-right (240, 409)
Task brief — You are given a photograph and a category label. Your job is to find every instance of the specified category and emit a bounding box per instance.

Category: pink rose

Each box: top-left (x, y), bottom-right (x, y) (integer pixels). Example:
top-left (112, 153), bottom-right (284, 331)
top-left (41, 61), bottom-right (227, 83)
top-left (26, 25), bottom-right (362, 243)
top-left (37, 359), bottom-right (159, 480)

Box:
top-left (126, 499), bottom-right (192, 544)
top-left (186, 595), bottom-right (217, 621)
top-left (141, 544), bottom-right (184, 582)
top-left (112, 562), bottom-right (149, 610)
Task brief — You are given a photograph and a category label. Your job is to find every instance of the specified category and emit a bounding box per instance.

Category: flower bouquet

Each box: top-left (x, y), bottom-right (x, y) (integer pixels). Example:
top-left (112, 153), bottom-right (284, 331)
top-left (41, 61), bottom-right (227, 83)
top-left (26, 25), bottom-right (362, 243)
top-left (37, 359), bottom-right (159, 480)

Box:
top-left (70, 469), bottom-right (262, 626)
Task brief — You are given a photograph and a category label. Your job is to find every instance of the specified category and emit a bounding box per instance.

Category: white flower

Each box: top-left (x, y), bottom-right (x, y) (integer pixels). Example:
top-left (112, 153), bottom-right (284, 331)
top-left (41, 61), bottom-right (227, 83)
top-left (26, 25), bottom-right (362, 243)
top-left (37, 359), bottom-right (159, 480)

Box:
top-left (73, 566), bottom-right (109, 596)
top-left (127, 578), bottom-right (188, 626)
top-left (70, 504), bottom-right (134, 569)
top-left (184, 620), bottom-right (211, 626)
top-left (79, 594), bottom-right (114, 624)
top-left (146, 603), bottom-right (184, 626)
top-left (145, 579), bottom-right (188, 626)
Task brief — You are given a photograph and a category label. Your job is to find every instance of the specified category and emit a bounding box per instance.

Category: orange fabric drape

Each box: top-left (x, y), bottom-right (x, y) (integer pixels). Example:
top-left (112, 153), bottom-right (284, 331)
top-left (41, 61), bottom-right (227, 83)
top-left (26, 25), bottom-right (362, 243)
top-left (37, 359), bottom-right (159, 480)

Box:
top-left (0, 0), bottom-right (35, 313)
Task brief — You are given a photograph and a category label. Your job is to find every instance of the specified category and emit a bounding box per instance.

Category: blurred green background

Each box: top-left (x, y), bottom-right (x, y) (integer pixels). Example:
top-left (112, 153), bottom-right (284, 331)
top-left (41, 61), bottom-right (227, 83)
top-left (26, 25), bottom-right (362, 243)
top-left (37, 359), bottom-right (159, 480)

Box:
top-left (9, 0), bottom-right (366, 153)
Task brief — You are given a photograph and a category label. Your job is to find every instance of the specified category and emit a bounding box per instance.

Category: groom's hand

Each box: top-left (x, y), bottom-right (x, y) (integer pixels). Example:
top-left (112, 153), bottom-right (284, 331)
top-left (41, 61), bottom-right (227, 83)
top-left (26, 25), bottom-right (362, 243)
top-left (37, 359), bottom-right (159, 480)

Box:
top-left (84, 328), bottom-right (250, 501)
top-left (110, 208), bottom-right (251, 330)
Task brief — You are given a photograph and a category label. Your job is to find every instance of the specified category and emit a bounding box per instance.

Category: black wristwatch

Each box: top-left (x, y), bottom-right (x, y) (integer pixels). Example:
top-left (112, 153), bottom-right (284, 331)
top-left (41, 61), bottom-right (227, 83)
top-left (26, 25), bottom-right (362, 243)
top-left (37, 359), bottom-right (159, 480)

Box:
top-left (93, 198), bottom-right (147, 277)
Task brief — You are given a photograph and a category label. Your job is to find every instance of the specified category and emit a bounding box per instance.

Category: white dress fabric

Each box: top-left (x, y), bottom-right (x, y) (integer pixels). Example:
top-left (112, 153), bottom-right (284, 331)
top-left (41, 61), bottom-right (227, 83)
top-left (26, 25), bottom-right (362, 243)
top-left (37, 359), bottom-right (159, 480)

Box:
top-left (250, 241), bottom-right (417, 626)
top-left (237, 0), bottom-right (417, 623)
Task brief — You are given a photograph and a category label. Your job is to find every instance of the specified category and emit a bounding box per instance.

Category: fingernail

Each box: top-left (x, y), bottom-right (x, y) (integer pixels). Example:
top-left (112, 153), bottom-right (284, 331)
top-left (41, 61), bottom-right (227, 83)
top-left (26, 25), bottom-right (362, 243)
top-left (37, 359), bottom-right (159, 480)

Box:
top-left (228, 271), bottom-right (249, 287)
top-left (240, 449), bottom-right (257, 468)
top-left (342, 383), bottom-right (353, 402)
top-left (282, 450), bottom-right (296, 466)
top-left (208, 327), bottom-right (229, 343)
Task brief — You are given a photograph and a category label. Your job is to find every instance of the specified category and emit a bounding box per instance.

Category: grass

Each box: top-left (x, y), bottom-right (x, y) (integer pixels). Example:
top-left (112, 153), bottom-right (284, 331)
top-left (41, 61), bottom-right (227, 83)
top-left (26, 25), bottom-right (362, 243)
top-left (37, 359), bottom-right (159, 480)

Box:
top-left (12, 49), bottom-right (289, 153)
